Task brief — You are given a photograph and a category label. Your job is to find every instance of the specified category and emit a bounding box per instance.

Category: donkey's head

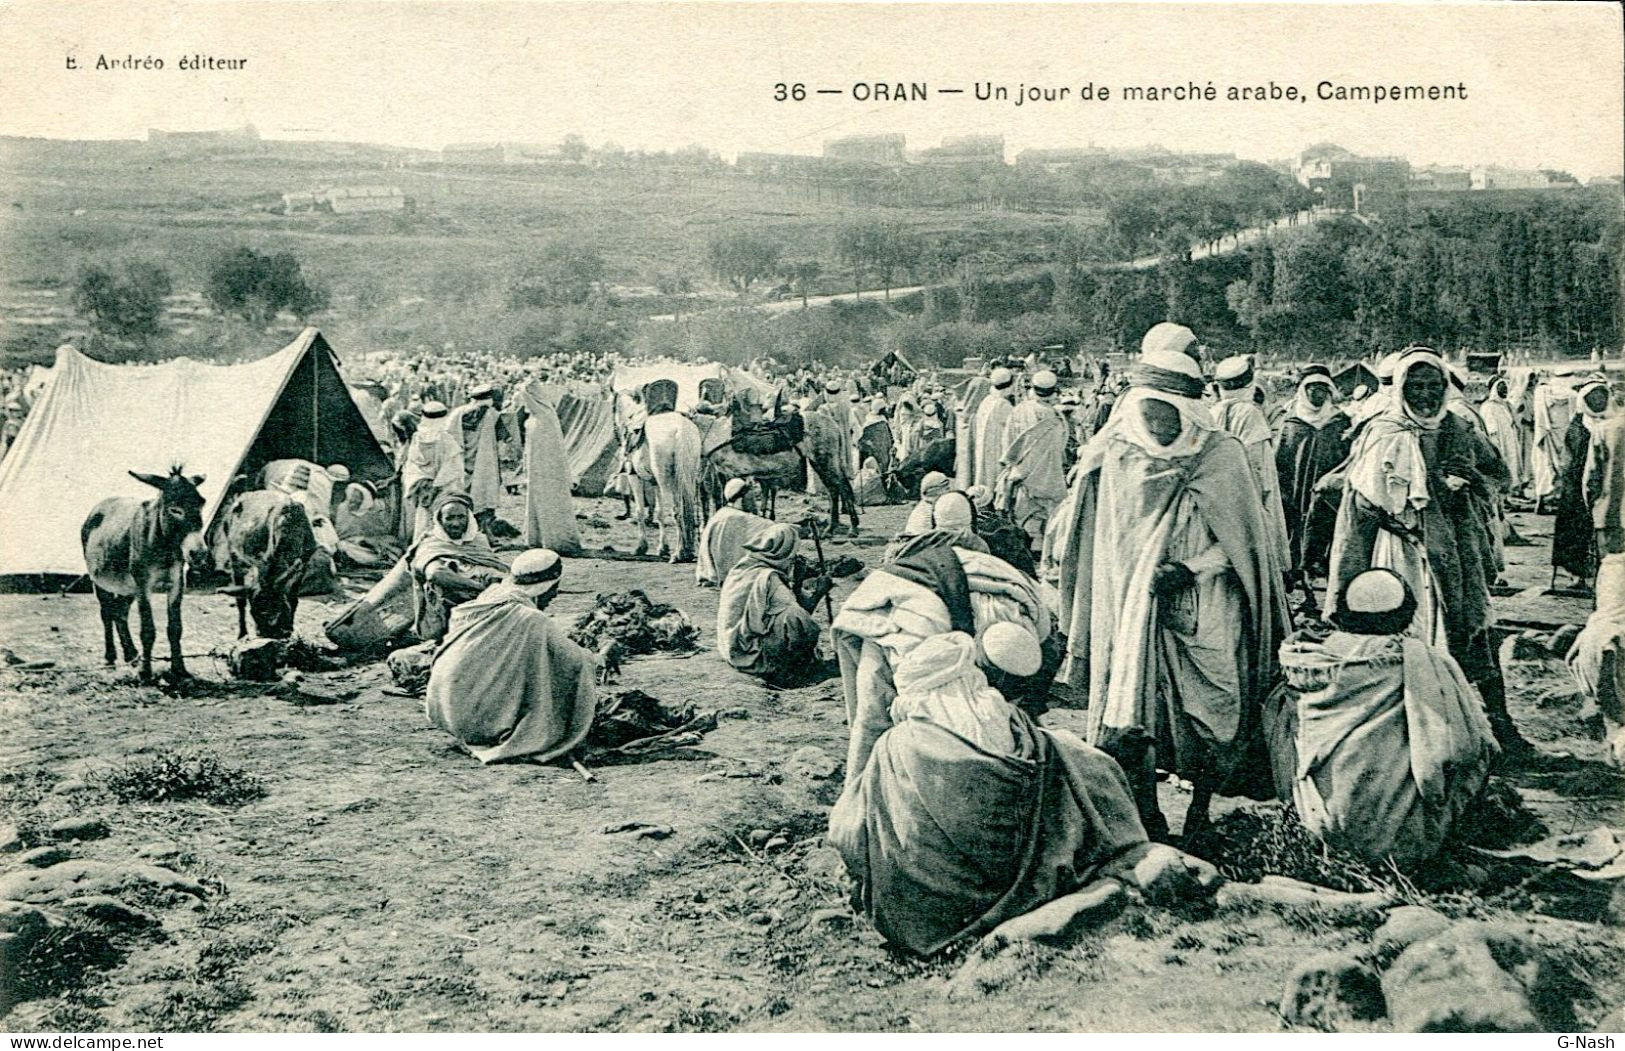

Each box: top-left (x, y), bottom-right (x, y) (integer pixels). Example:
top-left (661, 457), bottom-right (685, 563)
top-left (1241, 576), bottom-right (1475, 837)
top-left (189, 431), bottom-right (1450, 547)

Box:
top-left (130, 466), bottom-right (207, 554)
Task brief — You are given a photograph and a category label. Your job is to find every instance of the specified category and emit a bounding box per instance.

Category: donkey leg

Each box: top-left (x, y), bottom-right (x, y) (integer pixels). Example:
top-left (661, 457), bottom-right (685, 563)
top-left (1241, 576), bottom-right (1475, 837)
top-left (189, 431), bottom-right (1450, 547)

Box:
top-left (112, 596), bottom-right (138, 664)
top-left (94, 587), bottom-right (117, 666)
top-left (135, 593), bottom-right (157, 681)
top-left (166, 585), bottom-right (189, 679)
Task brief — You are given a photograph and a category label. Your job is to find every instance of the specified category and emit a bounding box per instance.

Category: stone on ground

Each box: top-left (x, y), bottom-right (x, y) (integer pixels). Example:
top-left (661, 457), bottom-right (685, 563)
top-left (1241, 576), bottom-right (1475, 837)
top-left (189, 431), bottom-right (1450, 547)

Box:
top-left (1508, 631), bottom-right (1549, 662)
top-left (46, 816), bottom-right (109, 842)
top-left (1373, 905), bottom-right (1452, 954)
top-left (16, 846), bottom-right (72, 869)
top-left (0, 859), bottom-right (206, 907)
top-left (1382, 922), bottom-right (1553, 1032)
top-left (785, 746), bottom-right (839, 781)
top-left (229, 637), bottom-right (282, 681)
top-left (0, 901), bottom-right (60, 1012)
top-left (1281, 951), bottom-right (1386, 1028)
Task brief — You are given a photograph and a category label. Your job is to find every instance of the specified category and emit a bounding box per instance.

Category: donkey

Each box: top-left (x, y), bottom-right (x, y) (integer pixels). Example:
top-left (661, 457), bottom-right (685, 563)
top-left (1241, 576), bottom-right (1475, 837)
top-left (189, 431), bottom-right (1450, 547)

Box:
top-left (212, 489), bottom-right (318, 640)
top-left (80, 467), bottom-right (207, 681)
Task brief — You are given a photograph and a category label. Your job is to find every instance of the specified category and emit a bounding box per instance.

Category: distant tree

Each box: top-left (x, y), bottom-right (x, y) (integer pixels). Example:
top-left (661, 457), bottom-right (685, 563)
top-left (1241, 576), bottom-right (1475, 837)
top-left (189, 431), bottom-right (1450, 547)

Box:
top-left (508, 243), bottom-right (607, 309)
top-left (835, 220), bottom-right (922, 301)
top-left (653, 268), bottom-right (696, 318)
top-left (780, 259), bottom-right (822, 308)
top-left (705, 230), bottom-right (782, 295)
top-left (73, 260), bottom-right (172, 341)
top-left (205, 247), bottom-right (329, 326)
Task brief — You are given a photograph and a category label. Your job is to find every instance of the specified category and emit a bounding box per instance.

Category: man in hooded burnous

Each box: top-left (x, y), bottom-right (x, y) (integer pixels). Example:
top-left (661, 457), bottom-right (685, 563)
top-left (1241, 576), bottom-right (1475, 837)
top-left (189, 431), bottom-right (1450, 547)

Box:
top-left (996, 369), bottom-right (1069, 549)
top-left (1274, 366), bottom-right (1352, 584)
top-left (1324, 348), bottom-right (1522, 756)
top-left (1055, 344), bottom-right (1291, 840)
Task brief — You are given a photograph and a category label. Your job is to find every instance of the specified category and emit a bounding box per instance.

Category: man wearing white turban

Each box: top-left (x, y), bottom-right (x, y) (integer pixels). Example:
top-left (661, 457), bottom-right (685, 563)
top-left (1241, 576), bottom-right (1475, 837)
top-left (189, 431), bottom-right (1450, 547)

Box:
top-left (696, 478), bottom-right (773, 588)
top-left (424, 549), bottom-right (598, 765)
top-left (401, 401), bottom-right (466, 542)
top-left (972, 367), bottom-right (1017, 490)
top-left (1054, 343), bottom-right (1291, 839)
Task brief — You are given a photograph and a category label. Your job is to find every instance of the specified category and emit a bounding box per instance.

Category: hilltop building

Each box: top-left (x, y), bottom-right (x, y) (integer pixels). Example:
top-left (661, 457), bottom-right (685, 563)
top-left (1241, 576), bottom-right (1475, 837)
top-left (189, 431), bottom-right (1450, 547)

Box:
top-left (823, 134), bottom-right (907, 166)
top-left (1294, 143), bottom-right (1410, 208)
top-left (1410, 165), bottom-right (1472, 192)
top-left (912, 135), bottom-right (1005, 167)
top-left (1470, 166), bottom-right (1580, 191)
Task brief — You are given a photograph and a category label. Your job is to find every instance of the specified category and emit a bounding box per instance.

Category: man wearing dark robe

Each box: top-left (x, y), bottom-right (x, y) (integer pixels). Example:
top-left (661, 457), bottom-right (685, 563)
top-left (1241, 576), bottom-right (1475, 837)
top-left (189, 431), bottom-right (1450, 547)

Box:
top-left (1554, 378), bottom-right (1612, 588)
top-left (1274, 366), bottom-right (1351, 583)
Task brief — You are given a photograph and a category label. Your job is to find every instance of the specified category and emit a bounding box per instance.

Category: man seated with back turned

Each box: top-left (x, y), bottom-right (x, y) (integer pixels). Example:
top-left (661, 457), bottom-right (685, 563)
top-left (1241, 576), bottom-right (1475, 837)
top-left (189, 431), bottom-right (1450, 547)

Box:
top-left (696, 478), bottom-right (772, 589)
top-left (424, 548), bottom-right (598, 765)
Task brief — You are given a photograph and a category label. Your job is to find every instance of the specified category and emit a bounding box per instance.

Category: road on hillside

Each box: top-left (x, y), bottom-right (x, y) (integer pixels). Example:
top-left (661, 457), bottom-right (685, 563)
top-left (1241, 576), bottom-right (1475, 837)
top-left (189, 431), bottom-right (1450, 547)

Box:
top-left (645, 207), bottom-right (1348, 323)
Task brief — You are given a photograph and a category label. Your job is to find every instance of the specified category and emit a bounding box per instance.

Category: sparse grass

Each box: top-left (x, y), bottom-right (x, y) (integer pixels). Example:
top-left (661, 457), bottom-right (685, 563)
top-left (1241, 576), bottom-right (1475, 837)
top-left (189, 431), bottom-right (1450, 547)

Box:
top-left (98, 749), bottom-right (266, 806)
top-left (9, 915), bottom-right (128, 1004)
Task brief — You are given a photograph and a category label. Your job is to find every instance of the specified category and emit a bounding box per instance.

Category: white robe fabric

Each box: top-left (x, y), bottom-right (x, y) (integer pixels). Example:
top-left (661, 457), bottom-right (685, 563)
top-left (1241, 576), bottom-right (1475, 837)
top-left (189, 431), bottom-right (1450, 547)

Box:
top-left (997, 398), bottom-right (1068, 538)
top-left (520, 385), bottom-right (582, 555)
top-left (450, 402), bottom-right (502, 515)
top-left (1532, 382), bottom-right (1573, 505)
top-left (1481, 395), bottom-right (1526, 492)
top-left (402, 418), bottom-right (466, 541)
top-left (424, 581), bottom-right (597, 765)
top-left (1212, 393), bottom-right (1291, 570)
top-left (696, 505), bottom-right (773, 588)
top-left (972, 392), bottom-right (1014, 490)
top-left (1269, 628), bottom-right (1496, 867)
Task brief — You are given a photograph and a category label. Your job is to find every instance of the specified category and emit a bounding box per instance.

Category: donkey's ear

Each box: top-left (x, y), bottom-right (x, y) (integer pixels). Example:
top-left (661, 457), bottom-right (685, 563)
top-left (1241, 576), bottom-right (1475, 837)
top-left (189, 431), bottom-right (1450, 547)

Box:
top-left (187, 474), bottom-right (206, 488)
top-left (130, 470), bottom-right (167, 489)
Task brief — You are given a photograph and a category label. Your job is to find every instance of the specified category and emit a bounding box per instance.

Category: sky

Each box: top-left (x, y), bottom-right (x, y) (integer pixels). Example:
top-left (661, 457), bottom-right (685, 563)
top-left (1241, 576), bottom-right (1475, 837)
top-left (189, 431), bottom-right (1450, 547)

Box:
top-left (1, 0), bottom-right (1621, 178)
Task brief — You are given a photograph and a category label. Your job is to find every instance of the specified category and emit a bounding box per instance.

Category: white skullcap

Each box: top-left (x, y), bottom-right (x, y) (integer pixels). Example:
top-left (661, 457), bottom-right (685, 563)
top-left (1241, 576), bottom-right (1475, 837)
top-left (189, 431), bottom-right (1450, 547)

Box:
top-left (1141, 322), bottom-right (1198, 358)
top-left (918, 471), bottom-right (950, 499)
top-left (510, 548), bottom-right (563, 598)
top-left (469, 381), bottom-right (495, 399)
top-left (325, 464), bottom-right (351, 482)
top-left (1060, 394), bottom-right (1080, 408)
top-left (723, 478), bottom-right (748, 503)
top-left (1032, 370), bottom-right (1059, 393)
top-left (1343, 569), bottom-right (1407, 614)
top-left (824, 378), bottom-right (842, 393)
top-left (421, 400), bottom-right (449, 418)
top-left (965, 484), bottom-right (994, 511)
top-left (978, 621), bottom-right (1042, 677)
top-left (932, 491), bottom-right (975, 532)
top-left (990, 367), bottom-right (1014, 389)
top-left (1214, 355), bottom-right (1252, 383)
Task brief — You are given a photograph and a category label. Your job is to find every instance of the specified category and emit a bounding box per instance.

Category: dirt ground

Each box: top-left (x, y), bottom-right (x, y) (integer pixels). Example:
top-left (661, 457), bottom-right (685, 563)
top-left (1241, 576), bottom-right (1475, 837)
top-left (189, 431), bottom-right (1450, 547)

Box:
top-left (2, 497), bottom-right (1622, 1033)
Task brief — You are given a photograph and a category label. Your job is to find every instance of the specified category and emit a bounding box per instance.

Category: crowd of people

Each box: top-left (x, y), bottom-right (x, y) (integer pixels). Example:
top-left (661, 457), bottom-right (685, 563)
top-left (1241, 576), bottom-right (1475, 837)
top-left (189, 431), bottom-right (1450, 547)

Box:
top-left (10, 325), bottom-right (1623, 957)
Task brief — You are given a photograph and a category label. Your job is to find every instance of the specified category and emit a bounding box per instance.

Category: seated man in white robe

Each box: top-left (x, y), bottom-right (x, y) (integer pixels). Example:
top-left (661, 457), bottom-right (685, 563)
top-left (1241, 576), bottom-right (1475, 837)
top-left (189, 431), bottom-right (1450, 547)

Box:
top-left (424, 549), bottom-right (598, 765)
top-left (1266, 569), bottom-right (1497, 868)
top-left (716, 524), bottom-right (833, 684)
top-left (696, 478), bottom-right (773, 588)
top-left (830, 624), bottom-right (1219, 955)
top-left (837, 492), bottom-right (1061, 777)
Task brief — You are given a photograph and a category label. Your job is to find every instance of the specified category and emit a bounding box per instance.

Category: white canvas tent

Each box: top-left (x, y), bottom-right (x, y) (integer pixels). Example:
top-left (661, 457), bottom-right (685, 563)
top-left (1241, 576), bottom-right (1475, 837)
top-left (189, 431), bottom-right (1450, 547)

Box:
top-left (0, 328), bottom-right (392, 578)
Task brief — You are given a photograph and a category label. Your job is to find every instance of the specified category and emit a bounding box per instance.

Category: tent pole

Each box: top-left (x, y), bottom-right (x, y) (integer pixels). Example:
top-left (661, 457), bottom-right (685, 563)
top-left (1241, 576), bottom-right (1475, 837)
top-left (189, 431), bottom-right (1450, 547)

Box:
top-left (312, 344), bottom-right (320, 462)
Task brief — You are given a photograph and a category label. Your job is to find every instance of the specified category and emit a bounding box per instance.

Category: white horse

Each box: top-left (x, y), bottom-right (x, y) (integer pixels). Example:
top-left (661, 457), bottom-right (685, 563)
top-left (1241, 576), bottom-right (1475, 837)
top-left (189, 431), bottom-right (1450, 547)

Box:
top-left (622, 405), bottom-right (702, 563)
